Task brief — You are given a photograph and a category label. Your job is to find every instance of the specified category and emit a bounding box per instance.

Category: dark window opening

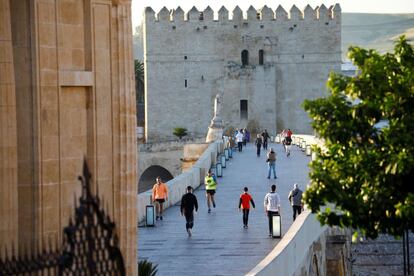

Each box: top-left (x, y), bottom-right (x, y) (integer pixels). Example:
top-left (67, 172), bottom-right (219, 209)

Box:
top-left (185, 79), bottom-right (187, 87)
top-left (240, 100), bottom-right (248, 120)
top-left (256, 13), bottom-right (261, 19)
top-left (241, 50), bottom-right (249, 66)
top-left (259, 50), bottom-right (264, 65)
top-left (184, 56), bottom-right (187, 60)
top-left (199, 12), bottom-right (204, 20)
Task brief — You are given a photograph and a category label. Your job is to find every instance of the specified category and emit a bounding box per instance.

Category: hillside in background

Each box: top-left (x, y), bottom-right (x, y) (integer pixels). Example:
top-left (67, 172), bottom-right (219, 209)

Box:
top-left (342, 13), bottom-right (414, 60)
top-left (133, 13), bottom-right (414, 61)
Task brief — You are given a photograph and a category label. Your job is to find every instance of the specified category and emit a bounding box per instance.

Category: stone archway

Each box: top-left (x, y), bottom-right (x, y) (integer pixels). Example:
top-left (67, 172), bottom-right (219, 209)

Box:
top-left (138, 165), bottom-right (174, 193)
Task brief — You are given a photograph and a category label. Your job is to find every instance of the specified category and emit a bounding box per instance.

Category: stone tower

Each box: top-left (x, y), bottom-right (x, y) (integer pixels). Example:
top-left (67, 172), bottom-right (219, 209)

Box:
top-left (0, 0), bottom-right (137, 274)
top-left (143, 4), bottom-right (341, 141)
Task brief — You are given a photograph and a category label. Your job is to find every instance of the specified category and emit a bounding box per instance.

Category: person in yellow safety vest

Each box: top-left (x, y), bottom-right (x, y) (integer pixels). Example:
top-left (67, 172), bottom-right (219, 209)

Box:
top-left (205, 170), bottom-right (217, 213)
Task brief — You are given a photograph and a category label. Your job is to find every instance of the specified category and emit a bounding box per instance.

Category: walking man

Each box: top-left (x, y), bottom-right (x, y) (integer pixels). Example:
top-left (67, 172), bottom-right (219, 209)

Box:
top-left (288, 183), bottom-right (303, 221)
top-left (180, 186), bottom-right (198, 237)
top-left (238, 187), bottom-right (256, 228)
top-left (266, 148), bottom-right (277, 179)
top-left (236, 129), bottom-right (244, 152)
top-left (205, 170), bottom-right (217, 213)
top-left (264, 184), bottom-right (281, 237)
top-left (152, 176), bottom-right (169, 220)
top-left (261, 129), bottom-right (270, 150)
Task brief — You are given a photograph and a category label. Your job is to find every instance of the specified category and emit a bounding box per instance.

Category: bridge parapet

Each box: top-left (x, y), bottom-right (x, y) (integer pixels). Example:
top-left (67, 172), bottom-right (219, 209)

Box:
top-left (137, 140), bottom-right (223, 222)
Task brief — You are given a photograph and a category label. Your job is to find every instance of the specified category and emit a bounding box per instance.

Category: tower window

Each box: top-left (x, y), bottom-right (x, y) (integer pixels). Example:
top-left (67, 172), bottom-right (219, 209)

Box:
top-left (240, 100), bottom-right (248, 120)
top-left (259, 50), bottom-right (264, 65)
top-left (185, 79), bottom-right (187, 88)
top-left (241, 50), bottom-right (249, 66)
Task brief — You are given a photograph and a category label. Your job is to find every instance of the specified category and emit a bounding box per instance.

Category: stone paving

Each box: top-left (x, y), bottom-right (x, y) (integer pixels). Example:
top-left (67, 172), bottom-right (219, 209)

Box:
top-left (138, 142), bottom-right (311, 275)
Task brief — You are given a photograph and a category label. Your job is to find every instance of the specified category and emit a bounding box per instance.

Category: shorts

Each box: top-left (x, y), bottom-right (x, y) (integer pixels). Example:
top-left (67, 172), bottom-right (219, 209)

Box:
top-left (155, 198), bottom-right (165, 203)
top-left (206, 190), bottom-right (216, 195)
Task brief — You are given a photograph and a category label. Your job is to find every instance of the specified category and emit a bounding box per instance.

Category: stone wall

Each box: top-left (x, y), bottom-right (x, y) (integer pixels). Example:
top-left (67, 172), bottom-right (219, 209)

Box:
top-left (143, 4), bottom-right (341, 141)
top-left (246, 210), bottom-right (352, 276)
top-left (0, 0), bottom-right (137, 274)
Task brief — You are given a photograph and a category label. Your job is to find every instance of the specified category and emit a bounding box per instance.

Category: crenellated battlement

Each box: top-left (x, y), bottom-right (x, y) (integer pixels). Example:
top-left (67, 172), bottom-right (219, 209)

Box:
top-left (144, 4), bottom-right (341, 22)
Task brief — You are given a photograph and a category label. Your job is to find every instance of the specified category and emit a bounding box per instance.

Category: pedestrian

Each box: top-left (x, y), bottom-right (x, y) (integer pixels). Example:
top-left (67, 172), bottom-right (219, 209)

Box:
top-left (255, 134), bottom-right (262, 157)
top-left (245, 129), bottom-right (251, 143)
top-left (235, 129), bottom-right (244, 152)
top-left (285, 135), bottom-right (292, 157)
top-left (288, 183), bottom-right (303, 221)
top-left (242, 128), bottom-right (247, 146)
top-left (266, 148), bottom-right (277, 179)
top-left (205, 170), bottom-right (217, 213)
top-left (152, 176), bottom-right (169, 220)
top-left (264, 184), bottom-right (281, 237)
top-left (180, 186), bottom-right (198, 237)
top-left (261, 129), bottom-right (270, 150)
top-left (238, 187), bottom-right (255, 228)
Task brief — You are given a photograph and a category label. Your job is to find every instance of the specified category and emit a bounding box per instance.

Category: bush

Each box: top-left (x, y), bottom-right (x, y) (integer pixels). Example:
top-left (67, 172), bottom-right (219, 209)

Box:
top-left (173, 127), bottom-right (188, 139)
top-left (138, 260), bottom-right (158, 276)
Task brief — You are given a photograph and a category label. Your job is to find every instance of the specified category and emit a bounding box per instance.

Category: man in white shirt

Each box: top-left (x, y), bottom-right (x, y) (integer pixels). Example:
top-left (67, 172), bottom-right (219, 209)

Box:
top-left (235, 129), bottom-right (244, 152)
top-left (264, 184), bottom-right (281, 237)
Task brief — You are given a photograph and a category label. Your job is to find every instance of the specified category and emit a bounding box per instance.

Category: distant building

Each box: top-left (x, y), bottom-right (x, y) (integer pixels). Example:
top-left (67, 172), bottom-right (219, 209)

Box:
top-left (143, 4), bottom-right (341, 141)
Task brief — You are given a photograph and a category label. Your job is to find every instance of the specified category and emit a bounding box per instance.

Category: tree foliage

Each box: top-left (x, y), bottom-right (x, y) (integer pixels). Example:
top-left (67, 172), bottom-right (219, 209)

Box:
top-left (135, 59), bottom-right (144, 82)
top-left (173, 127), bottom-right (188, 139)
top-left (138, 260), bottom-right (158, 276)
top-left (303, 36), bottom-right (414, 238)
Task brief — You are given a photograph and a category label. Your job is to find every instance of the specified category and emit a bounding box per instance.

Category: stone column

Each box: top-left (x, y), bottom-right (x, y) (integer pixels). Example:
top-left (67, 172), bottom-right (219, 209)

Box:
top-left (0, 0), bottom-right (19, 254)
top-left (326, 234), bottom-right (349, 276)
top-left (111, 0), bottom-right (138, 274)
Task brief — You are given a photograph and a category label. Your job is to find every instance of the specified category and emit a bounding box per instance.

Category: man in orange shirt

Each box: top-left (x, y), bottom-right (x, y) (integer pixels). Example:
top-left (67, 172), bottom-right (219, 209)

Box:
top-left (238, 187), bottom-right (256, 228)
top-left (152, 176), bottom-right (169, 220)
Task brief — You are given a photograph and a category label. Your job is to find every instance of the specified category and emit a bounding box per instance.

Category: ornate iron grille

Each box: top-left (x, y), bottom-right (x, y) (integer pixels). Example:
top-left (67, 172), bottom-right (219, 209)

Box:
top-left (0, 160), bottom-right (126, 275)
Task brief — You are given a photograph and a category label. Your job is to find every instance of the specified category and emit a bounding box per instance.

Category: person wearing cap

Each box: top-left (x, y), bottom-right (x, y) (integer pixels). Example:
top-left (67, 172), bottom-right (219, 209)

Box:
top-left (152, 176), bottom-right (169, 220)
top-left (288, 183), bottom-right (303, 221)
top-left (238, 187), bottom-right (256, 228)
top-left (264, 184), bottom-right (281, 237)
top-left (180, 186), bottom-right (198, 237)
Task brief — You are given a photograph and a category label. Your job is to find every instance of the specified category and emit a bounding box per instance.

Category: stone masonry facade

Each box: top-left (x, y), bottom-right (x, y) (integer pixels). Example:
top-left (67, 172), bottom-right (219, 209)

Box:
top-left (0, 0), bottom-right (137, 274)
top-left (143, 4), bottom-right (341, 141)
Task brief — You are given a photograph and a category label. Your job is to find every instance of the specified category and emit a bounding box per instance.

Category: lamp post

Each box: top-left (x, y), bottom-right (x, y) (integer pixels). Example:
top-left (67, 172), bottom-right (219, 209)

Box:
top-left (306, 145), bottom-right (311, 156)
top-left (220, 154), bottom-right (226, 168)
top-left (224, 148), bottom-right (229, 160)
top-left (216, 162), bottom-right (223, 177)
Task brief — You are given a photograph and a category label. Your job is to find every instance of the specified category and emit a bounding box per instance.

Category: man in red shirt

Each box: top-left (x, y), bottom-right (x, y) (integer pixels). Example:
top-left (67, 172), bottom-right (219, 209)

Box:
top-left (238, 187), bottom-right (256, 228)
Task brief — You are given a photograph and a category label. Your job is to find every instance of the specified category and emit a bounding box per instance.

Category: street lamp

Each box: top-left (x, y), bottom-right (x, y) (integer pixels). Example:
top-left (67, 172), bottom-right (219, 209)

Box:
top-left (216, 162), bottom-right (223, 177)
top-left (220, 154), bottom-right (226, 168)
top-left (306, 145), bottom-right (311, 156)
top-left (224, 148), bottom-right (229, 160)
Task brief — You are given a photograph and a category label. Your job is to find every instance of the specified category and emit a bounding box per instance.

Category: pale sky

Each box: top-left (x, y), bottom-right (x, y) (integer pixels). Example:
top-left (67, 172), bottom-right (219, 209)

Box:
top-left (132, 0), bottom-right (414, 28)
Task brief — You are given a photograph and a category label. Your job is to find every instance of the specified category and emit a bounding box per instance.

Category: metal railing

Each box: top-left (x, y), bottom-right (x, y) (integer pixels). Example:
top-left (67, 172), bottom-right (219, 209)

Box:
top-left (0, 160), bottom-right (125, 275)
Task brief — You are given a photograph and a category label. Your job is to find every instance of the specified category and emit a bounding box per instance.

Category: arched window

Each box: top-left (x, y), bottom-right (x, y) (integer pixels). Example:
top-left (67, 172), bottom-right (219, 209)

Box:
top-left (259, 49), bottom-right (264, 65)
top-left (241, 50), bottom-right (249, 66)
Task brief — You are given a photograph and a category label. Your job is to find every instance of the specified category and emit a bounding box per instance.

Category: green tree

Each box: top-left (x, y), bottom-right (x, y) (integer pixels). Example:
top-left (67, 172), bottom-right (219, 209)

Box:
top-left (173, 127), bottom-right (188, 139)
top-left (135, 59), bottom-right (144, 83)
top-left (303, 36), bottom-right (414, 238)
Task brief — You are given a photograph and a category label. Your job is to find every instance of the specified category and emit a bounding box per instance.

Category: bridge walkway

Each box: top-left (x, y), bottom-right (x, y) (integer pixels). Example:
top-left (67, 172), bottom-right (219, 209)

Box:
top-left (138, 142), bottom-right (311, 275)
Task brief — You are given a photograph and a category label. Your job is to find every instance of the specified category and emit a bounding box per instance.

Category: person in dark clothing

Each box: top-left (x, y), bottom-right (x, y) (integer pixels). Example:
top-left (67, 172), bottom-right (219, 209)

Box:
top-left (261, 129), bottom-right (270, 150)
top-left (255, 134), bottom-right (263, 157)
top-left (238, 187), bottom-right (256, 228)
top-left (180, 186), bottom-right (199, 237)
